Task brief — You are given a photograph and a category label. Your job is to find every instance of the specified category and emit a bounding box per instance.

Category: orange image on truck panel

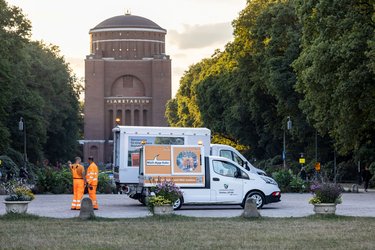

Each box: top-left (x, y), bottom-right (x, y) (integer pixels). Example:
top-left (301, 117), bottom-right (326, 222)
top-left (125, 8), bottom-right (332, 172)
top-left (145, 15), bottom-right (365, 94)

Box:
top-left (173, 147), bottom-right (203, 175)
top-left (144, 145), bottom-right (172, 175)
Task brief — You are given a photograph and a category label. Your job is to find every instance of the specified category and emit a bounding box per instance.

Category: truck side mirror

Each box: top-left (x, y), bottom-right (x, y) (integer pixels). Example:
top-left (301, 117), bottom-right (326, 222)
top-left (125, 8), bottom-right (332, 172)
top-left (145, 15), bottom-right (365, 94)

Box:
top-left (234, 171), bottom-right (240, 178)
top-left (245, 163), bottom-right (250, 171)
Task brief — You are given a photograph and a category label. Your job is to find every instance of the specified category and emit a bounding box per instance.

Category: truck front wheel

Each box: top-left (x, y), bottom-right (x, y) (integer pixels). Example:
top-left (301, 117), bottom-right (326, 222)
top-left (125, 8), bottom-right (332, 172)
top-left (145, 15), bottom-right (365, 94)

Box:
top-left (173, 197), bottom-right (183, 210)
top-left (242, 191), bottom-right (265, 209)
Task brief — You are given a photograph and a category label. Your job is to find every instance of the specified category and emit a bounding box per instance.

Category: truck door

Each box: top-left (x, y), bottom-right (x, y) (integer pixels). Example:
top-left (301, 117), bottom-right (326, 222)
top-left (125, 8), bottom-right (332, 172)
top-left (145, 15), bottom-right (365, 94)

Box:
top-left (210, 159), bottom-right (243, 203)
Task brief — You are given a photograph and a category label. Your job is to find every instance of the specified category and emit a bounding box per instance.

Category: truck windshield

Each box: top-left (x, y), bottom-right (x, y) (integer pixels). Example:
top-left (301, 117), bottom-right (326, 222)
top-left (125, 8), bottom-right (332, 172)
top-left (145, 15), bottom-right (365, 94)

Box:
top-left (220, 150), bottom-right (244, 167)
top-left (233, 153), bottom-right (244, 166)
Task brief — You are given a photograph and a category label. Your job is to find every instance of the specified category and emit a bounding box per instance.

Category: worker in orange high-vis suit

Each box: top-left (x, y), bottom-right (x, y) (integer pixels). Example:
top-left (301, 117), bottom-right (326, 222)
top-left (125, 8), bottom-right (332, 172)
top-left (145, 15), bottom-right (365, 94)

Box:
top-left (86, 156), bottom-right (99, 210)
top-left (69, 157), bottom-right (85, 210)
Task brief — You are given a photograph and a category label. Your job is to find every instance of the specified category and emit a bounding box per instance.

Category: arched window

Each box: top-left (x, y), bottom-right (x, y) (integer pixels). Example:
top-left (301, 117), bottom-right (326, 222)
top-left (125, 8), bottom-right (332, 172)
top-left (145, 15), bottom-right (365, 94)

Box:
top-left (143, 110), bottom-right (148, 126)
top-left (111, 75), bottom-right (145, 97)
top-left (89, 146), bottom-right (99, 163)
top-left (134, 109), bottom-right (140, 126)
top-left (125, 110), bottom-right (131, 125)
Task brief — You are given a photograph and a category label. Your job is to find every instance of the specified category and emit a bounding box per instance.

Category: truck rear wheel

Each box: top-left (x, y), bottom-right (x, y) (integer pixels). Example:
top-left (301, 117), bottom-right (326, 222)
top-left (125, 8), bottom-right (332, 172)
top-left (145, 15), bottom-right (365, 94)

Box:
top-left (139, 195), bottom-right (146, 205)
top-left (173, 197), bottom-right (183, 210)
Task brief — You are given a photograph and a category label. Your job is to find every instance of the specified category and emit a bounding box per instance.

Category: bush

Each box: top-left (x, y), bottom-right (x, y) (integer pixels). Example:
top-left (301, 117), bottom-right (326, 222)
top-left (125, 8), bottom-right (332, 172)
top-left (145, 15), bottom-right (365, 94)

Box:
top-left (34, 166), bottom-right (72, 194)
top-left (52, 167), bottom-right (73, 194)
top-left (336, 161), bottom-right (359, 183)
top-left (0, 151), bottom-right (37, 184)
top-left (97, 173), bottom-right (115, 194)
top-left (289, 175), bottom-right (307, 193)
top-left (368, 162), bottom-right (375, 188)
top-left (4, 148), bottom-right (24, 170)
top-left (270, 155), bottom-right (283, 166)
top-left (272, 169), bottom-right (293, 192)
top-left (0, 155), bottom-right (19, 181)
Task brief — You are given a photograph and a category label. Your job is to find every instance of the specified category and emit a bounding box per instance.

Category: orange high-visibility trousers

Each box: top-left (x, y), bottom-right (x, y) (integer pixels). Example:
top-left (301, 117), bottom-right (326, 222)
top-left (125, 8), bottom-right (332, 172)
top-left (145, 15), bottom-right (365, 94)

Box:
top-left (71, 179), bottom-right (85, 210)
top-left (88, 185), bottom-right (98, 209)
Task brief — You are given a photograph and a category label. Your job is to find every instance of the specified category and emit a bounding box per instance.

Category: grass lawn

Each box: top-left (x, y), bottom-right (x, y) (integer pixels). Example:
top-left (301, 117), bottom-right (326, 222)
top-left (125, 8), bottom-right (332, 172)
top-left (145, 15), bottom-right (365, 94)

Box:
top-left (1, 214), bottom-right (374, 250)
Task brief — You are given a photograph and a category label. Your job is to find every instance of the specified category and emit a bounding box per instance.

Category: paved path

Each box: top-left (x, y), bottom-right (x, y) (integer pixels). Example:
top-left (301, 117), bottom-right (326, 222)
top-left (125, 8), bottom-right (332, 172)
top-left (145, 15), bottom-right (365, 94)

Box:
top-left (1, 191), bottom-right (374, 218)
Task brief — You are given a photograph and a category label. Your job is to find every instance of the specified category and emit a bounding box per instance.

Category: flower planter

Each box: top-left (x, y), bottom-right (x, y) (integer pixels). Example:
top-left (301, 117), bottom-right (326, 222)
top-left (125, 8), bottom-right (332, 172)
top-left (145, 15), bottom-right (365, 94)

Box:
top-left (4, 200), bottom-right (31, 214)
top-left (313, 203), bottom-right (337, 215)
top-left (153, 205), bottom-right (174, 215)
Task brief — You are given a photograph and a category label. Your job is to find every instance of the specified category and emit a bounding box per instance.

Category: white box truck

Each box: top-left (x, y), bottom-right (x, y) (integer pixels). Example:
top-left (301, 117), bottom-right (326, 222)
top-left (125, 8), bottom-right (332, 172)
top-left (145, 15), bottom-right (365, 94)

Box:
top-left (112, 126), bottom-right (268, 198)
top-left (112, 126), bottom-right (211, 197)
top-left (139, 144), bottom-right (281, 209)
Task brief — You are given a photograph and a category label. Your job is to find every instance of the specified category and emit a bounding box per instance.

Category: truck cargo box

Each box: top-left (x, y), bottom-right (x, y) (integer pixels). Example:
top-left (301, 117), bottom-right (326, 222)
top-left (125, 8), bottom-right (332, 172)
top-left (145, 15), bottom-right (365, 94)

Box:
top-left (139, 145), bottom-right (206, 187)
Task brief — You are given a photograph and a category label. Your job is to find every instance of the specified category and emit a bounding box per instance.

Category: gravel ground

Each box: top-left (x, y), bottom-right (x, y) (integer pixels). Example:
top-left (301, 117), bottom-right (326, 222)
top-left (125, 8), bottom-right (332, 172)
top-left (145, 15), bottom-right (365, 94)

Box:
top-left (1, 190), bottom-right (374, 218)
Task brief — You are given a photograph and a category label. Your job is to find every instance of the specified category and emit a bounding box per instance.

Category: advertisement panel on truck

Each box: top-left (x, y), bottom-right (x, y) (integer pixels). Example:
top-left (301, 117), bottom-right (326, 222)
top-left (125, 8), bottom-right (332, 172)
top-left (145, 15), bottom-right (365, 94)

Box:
top-left (142, 145), bottom-right (205, 187)
top-left (127, 136), bottom-right (184, 167)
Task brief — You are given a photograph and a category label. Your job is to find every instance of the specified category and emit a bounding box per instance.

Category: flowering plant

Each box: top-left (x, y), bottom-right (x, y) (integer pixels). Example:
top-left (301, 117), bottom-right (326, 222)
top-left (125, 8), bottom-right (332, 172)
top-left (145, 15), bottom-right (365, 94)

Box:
top-left (4, 181), bottom-right (35, 201)
top-left (309, 182), bottom-right (343, 204)
top-left (148, 181), bottom-right (182, 211)
top-left (148, 196), bottom-right (171, 206)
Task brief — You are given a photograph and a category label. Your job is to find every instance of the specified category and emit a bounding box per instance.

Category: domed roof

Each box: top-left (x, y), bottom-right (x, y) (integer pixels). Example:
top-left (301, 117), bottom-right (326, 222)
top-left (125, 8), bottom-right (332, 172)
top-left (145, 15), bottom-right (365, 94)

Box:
top-left (90, 14), bottom-right (165, 32)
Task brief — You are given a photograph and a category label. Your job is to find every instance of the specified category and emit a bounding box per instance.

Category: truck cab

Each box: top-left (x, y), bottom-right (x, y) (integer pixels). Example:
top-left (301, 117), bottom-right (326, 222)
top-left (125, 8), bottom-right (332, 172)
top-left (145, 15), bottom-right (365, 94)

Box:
top-left (180, 156), bottom-right (280, 209)
top-left (211, 144), bottom-right (267, 176)
top-left (139, 145), bottom-right (281, 209)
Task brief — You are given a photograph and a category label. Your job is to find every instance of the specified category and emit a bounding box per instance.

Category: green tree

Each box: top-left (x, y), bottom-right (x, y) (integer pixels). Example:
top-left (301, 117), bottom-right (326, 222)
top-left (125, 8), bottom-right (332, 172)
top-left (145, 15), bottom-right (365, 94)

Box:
top-left (0, 0), bottom-right (31, 153)
top-left (0, 0), bottom-right (82, 164)
top-left (23, 42), bottom-right (82, 163)
top-left (293, 0), bottom-right (375, 156)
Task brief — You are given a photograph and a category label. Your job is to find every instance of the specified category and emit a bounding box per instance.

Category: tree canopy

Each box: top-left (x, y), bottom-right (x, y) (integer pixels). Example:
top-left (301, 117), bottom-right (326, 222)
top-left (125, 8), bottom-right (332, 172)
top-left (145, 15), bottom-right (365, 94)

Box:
top-left (0, 0), bottom-right (82, 164)
top-left (166, 0), bottom-right (375, 167)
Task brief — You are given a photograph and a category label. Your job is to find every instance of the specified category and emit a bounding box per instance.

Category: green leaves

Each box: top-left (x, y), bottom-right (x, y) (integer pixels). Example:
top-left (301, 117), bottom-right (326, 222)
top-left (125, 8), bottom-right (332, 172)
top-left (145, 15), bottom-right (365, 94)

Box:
top-left (0, 0), bottom-right (81, 163)
top-left (293, 0), bottom-right (375, 155)
top-left (167, 0), bottom-right (374, 165)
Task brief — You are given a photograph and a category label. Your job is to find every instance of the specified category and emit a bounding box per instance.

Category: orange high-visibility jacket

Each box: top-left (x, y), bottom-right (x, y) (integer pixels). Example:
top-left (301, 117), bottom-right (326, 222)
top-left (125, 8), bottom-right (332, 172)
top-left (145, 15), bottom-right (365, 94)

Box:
top-left (70, 164), bottom-right (85, 179)
top-left (86, 162), bottom-right (99, 186)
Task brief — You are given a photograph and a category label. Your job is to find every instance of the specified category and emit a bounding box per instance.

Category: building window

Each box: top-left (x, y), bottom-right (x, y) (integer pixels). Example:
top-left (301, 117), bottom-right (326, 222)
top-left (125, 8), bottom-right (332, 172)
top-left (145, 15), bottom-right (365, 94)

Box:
top-left (143, 110), bottom-right (148, 126)
top-left (116, 110), bottom-right (122, 125)
top-left (134, 110), bottom-right (140, 126)
top-left (125, 110), bottom-right (131, 125)
top-left (108, 110), bottom-right (113, 139)
top-left (89, 146), bottom-right (99, 163)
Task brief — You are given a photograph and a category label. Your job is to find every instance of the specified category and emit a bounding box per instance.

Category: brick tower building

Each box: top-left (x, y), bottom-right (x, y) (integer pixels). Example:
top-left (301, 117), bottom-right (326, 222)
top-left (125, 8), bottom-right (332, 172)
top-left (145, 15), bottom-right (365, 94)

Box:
top-left (83, 14), bottom-right (171, 163)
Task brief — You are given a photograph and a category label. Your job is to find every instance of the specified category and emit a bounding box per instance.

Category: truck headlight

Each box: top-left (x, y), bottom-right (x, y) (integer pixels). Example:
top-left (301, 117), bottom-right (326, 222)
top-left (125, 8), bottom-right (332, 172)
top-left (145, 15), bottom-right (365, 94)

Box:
top-left (261, 176), bottom-right (278, 185)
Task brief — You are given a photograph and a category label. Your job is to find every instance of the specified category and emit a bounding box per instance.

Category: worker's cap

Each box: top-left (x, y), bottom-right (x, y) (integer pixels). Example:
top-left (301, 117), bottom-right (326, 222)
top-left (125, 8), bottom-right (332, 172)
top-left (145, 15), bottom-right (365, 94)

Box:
top-left (88, 156), bottom-right (94, 161)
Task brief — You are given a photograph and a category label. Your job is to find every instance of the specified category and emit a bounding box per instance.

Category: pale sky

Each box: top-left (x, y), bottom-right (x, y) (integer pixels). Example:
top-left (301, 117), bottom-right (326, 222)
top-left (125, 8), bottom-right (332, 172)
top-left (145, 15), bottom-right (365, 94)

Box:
top-left (6, 0), bottom-right (246, 96)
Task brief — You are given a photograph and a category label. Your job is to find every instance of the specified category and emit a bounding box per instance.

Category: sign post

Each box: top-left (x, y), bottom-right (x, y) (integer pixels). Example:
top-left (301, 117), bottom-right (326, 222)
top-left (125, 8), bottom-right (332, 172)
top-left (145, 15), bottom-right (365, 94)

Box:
top-left (299, 153), bottom-right (305, 165)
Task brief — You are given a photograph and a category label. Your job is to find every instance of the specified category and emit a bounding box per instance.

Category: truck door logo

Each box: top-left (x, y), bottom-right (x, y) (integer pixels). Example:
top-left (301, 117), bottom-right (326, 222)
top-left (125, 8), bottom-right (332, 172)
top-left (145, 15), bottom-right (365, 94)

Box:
top-left (224, 184), bottom-right (228, 189)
